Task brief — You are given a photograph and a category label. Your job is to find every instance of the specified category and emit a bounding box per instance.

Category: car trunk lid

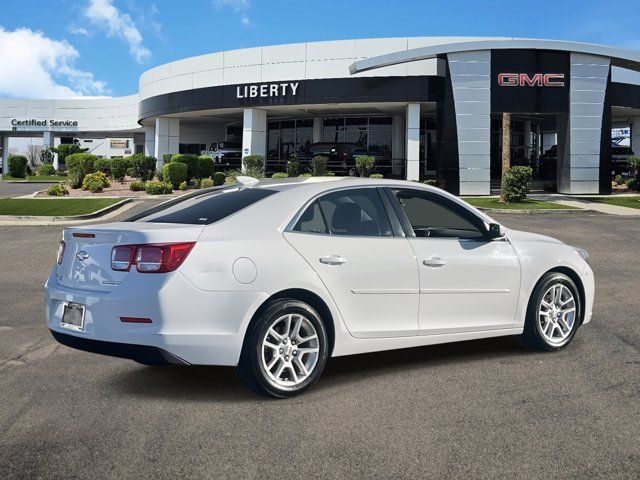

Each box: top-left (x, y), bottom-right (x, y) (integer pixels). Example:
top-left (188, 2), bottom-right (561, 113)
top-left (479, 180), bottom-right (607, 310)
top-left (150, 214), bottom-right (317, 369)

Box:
top-left (56, 222), bottom-right (204, 292)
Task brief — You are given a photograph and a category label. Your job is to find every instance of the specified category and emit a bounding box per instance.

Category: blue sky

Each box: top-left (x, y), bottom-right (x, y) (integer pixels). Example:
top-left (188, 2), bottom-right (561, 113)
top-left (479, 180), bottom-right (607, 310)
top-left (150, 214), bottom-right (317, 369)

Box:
top-left (1, 0), bottom-right (639, 98)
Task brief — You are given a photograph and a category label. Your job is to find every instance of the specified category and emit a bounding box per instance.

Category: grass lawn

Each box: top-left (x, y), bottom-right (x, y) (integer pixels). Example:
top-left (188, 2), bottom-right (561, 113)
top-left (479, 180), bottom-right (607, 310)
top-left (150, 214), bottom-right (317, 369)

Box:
top-left (0, 198), bottom-right (121, 216)
top-left (582, 196), bottom-right (640, 210)
top-left (1, 175), bottom-right (67, 182)
top-left (463, 197), bottom-right (577, 210)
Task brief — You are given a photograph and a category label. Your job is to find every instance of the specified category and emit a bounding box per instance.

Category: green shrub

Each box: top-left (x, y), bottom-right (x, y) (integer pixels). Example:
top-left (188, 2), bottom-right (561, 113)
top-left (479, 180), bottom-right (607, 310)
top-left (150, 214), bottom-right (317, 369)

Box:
top-left (198, 155), bottom-right (215, 179)
top-left (162, 153), bottom-right (173, 164)
top-left (502, 166), bottom-right (533, 202)
top-left (162, 161), bottom-right (188, 189)
top-left (310, 155), bottom-right (328, 176)
top-left (355, 155), bottom-right (376, 178)
top-left (110, 157), bottom-right (129, 183)
top-left (286, 154), bottom-right (301, 177)
top-left (324, 171), bottom-right (335, 176)
top-left (613, 174), bottom-right (623, 185)
top-left (144, 181), bottom-right (173, 195)
top-left (298, 173), bottom-right (313, 178)
top-left (52, 144), bottom-right (88, 166)
top-left (129, 154), bottom-right (156, 181)
top-left (171, 154), bottom-right (199, 180)
top-left (7, 155), bottom-right (28, 178)
top-left (47, 184), bottom-right (68, 196)
top-left (200, 177), bottom-right (214, 189)
top-left (422, 179), bottom-right (436, 186)
top-left (369, 173), bottom-right (384, 179)
top-left (82, 172), bottom-right (110, 191)
top-left (242, 155), bottom-right (265, 178)
top-left (86, 180), bottom-right (105, 193)
top-left (213, 171), bottom-right (226, 186)
top-left (130, 181), bottom-right (145, 191)
top-left (39, 163), bottom-right (56, 176)
top-left (543, 181), bottom-right (557, 192)
top-left (179, 180), bottom-right (188, 191)
top-left (66, 153), bottom-right (97, 188)
top-left (224, 169), bottom-right (242, 184)
top-left (93, 158), bottom-right (111, 176)
top-left (272, 172), bottom-right (289, 179)
top-left (627, 178), bottom-right (639, 191)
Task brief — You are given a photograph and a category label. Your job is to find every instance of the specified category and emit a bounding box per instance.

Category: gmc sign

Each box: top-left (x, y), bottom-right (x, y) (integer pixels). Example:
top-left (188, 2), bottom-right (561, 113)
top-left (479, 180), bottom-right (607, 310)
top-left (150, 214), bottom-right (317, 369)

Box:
top-left (498, 73), bottom-right (565, 87)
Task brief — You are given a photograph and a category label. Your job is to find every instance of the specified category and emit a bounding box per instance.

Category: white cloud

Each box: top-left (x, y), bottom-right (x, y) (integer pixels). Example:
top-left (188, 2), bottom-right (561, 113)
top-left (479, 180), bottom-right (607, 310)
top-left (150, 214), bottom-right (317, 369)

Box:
top-left (0, 27), bottom-right (107, 99)
top-left (69, 26), bottom-right (90, 36)
top-left (213, 0), bottom-right (250, 11)
top-left (213, 0), bottom-right (251, 27)
top-left (83, 0), bottom-right (151, 63)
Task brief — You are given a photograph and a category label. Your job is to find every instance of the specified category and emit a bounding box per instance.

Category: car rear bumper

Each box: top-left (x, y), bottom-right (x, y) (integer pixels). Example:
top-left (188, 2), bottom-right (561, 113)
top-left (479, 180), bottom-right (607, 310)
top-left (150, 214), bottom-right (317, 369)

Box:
top-left (50, 329), bottom-right (189, 365)
top-left (45, 269), bottom-right (269, 366)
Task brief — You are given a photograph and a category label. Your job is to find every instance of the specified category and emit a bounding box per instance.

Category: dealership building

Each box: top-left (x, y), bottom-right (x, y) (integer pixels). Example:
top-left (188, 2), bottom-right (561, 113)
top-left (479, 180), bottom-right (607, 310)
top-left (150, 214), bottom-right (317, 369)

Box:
top-left (2, 36), bottom-right (640, 195)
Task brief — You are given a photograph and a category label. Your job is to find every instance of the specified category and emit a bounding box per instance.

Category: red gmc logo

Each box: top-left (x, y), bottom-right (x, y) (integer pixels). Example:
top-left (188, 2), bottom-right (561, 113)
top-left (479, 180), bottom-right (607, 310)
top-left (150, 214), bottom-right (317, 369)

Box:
top-left (498, 73), bottom-right (565, 87)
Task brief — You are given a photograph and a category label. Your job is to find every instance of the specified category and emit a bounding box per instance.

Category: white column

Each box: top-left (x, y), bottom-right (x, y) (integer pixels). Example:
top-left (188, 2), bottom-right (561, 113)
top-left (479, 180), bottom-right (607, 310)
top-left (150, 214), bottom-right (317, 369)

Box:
top-left (43, 131), bottom-right (56, 170)
top-left (631, 118), bottom-right (640, 158)
top-left (154, 118), bottom-right (180, 170)
top-left (560, 53), bottom-right (610, 194)
top-left (406, 103), bottom-right (420, 181)
top-left (1, 137), bottom-right (9, 176)
top-left (312, 117), bottom-right (323, 143)
top-left (144, 125), bottom-right (155, 157)
top-left (392, 115), bottom-right (405, 176)
top-left (242, 108), bottom-right (267, 171)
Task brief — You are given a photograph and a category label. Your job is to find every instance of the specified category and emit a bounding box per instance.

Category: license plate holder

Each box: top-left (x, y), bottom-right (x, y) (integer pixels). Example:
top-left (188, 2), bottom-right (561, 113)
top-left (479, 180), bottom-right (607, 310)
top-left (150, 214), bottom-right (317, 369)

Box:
top-left (61, 303), bottom-right (85, 332)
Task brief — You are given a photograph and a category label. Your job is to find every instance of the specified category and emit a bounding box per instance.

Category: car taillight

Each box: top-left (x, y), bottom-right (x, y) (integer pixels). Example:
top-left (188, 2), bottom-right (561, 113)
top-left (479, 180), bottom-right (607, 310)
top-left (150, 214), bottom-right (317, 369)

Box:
top-left (56, 240), bottom-right (66, 265)
top-left (110, 243), bottom-right (195, 273)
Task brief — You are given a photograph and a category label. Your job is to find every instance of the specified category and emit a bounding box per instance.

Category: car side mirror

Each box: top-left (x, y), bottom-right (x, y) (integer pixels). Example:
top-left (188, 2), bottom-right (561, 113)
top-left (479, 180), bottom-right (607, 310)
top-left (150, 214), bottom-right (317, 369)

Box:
top-left (488, 223), bottom-right (503, 239)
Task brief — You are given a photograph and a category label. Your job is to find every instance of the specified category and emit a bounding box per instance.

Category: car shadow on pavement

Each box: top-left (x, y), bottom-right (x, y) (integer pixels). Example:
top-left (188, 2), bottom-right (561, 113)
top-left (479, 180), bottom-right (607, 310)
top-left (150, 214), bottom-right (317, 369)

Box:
top-left (109, 336), bottom-right (530, 402)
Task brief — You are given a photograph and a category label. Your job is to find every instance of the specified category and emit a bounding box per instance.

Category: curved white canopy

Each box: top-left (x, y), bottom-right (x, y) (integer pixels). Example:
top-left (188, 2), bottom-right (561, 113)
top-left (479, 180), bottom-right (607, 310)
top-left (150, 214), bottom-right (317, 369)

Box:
top-left (350, 38), bottom-right (640, 75)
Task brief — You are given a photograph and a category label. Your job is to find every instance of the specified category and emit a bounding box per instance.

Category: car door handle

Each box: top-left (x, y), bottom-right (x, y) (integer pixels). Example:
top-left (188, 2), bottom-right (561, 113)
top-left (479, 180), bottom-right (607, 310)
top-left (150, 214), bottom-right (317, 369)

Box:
top-left (423, 257), bottom-right (447, 267)
top-left (319, 255), bottom-right (347, 266)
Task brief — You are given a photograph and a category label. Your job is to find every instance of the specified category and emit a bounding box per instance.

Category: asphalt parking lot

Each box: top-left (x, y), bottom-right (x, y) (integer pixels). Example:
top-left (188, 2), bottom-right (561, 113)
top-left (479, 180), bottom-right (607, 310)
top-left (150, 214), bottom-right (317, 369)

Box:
top-left (0, 205), bottom-right (638, 479)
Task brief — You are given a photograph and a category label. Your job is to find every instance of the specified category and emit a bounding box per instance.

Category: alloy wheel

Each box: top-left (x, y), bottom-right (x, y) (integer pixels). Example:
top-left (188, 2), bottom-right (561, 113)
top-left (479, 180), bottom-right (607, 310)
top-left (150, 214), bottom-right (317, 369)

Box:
top-left (538, 283), bottom-right (576, 346)
top-left (261, 313), bottom-right (320, 389)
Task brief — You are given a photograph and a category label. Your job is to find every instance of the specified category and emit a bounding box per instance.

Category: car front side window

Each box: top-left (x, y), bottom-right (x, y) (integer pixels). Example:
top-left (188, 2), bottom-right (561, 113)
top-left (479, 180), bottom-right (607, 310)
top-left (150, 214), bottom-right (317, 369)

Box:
top-left (392, 189), bottom-right (484, 240)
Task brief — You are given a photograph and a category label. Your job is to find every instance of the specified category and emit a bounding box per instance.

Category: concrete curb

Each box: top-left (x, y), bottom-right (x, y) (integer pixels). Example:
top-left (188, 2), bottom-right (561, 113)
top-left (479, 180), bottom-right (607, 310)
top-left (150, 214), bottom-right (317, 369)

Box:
top-left (477, 207), bottom-right (601, 215)
top-left (0, 199), bottom-right (138, 225)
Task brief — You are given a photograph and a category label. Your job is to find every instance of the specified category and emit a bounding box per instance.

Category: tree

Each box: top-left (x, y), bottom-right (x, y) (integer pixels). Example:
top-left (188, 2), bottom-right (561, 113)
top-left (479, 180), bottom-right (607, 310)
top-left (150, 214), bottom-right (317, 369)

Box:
top-left (499, 112), bottom-right (511, 203)
top-left (26, 144), bottom-right (42, 167)
top-left (51, 144), bottom-right (88, 165)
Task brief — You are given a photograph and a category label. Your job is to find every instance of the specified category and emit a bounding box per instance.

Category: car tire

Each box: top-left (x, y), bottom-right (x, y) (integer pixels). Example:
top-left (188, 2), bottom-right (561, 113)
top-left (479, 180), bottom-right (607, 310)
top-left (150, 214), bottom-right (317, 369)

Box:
top-left (518, 272), bottom-right (582, 351)
top-left (235, 299), bottom-right (329, 398)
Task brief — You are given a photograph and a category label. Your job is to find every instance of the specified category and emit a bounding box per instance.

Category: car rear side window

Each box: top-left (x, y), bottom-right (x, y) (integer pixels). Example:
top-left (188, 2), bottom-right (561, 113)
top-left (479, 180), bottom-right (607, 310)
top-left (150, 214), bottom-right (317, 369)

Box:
top-left (317, 188), bottom-right (392, 237)
top-left (293, 201), bottom-right (328, 234)
top-left (137, 188), bottom-right (277, 225)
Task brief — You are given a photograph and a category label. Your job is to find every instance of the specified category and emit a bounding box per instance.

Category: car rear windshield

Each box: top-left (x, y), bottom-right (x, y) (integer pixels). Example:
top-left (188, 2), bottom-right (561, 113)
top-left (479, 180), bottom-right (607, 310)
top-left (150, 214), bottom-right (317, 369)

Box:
top-left (135, 187), bottom-right (277, 225)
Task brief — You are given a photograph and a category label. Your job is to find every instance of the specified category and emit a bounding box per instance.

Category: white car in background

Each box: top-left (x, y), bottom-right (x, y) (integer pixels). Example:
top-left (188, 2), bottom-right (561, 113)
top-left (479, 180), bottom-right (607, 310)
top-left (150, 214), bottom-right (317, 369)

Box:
top-left (45, 177), bottom-right (594, 398)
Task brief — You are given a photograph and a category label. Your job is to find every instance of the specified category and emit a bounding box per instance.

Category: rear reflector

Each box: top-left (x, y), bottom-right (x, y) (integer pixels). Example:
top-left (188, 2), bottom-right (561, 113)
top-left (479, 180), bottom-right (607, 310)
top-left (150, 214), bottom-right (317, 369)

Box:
top-left (72, 232), bottom-right (96, 238)
top-left (120, 317), bottom-right (153, 324)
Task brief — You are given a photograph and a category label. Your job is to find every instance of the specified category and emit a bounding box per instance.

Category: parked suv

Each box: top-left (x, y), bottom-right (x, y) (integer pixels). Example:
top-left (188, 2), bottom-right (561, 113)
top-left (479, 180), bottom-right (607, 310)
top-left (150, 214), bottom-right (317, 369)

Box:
top-left (299, 143), bottom-right (374, 175)
top-left (201, 141), bottom-right (242, 164)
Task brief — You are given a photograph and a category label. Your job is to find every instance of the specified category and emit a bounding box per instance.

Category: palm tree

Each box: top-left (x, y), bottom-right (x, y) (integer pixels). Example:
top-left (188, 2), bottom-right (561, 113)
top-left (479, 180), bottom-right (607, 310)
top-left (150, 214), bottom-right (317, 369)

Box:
top-left (500, 112), bottom-right (511, 202)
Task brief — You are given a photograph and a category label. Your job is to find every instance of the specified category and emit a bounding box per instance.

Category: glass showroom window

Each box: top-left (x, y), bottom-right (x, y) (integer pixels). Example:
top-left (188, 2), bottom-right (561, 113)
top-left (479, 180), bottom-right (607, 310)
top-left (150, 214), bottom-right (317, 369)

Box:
top-left (267, 119), bottom-right (315, 162)
top-left (322, 117), bottom-right (393, 158)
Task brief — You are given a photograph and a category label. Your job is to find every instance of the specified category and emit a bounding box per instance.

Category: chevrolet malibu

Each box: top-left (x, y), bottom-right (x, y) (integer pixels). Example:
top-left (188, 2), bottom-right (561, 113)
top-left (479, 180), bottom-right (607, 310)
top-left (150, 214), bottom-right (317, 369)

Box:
top-left (45, 177), bottom-right (594, 398)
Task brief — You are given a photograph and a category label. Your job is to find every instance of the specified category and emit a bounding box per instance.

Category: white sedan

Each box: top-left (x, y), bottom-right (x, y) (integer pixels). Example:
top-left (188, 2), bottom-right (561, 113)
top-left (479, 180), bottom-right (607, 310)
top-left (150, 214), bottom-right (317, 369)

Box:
top-left (45, 177), bottom-right (594, 398)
